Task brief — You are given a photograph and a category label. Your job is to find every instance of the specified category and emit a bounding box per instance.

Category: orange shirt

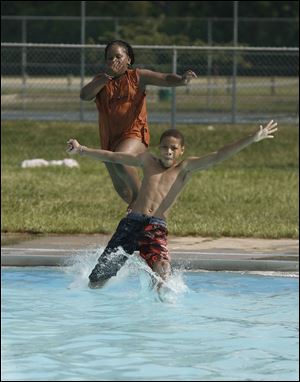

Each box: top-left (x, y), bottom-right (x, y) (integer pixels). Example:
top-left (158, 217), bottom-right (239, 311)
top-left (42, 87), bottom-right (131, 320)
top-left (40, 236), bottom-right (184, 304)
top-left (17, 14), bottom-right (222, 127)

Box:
top-left (95, 69), bottom-right (150, 151)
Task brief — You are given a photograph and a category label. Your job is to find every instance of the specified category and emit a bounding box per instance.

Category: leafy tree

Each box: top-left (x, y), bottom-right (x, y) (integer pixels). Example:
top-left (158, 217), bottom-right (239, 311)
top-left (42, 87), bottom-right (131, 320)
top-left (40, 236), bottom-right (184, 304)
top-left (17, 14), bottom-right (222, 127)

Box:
top-left (1, 1), bottom-right (299, 46)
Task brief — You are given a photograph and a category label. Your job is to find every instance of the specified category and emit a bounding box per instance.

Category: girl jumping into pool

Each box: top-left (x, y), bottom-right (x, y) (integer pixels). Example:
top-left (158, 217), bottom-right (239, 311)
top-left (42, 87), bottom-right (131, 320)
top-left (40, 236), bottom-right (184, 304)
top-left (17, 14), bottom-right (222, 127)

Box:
top-left (67, 120), bottom-right (278, 291)
top-left (80, 40), bottom-right (197, 212)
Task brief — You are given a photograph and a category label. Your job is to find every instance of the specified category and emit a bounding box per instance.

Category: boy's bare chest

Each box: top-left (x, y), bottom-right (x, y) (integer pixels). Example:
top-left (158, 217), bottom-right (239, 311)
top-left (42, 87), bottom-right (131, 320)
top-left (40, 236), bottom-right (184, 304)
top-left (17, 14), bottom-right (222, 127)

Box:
top-left (143, 165), bottom-right (187, 191)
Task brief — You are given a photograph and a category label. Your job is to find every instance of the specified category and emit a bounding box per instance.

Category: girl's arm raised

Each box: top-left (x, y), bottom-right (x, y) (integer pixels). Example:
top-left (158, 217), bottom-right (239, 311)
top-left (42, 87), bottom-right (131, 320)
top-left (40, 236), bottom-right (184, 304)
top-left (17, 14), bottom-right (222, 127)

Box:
top-left (139, 68), bottom-right (197, 87)
top-left (80, 73), bottom-right (113, 100)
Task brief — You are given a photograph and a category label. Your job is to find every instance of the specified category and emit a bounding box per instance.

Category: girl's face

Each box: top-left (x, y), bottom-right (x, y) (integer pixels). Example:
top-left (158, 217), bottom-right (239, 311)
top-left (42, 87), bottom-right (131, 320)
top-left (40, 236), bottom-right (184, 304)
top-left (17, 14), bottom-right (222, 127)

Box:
top-left (105, 44), bottom-right (131, 76)
top-left (159, 136), bottom-right (184, 168)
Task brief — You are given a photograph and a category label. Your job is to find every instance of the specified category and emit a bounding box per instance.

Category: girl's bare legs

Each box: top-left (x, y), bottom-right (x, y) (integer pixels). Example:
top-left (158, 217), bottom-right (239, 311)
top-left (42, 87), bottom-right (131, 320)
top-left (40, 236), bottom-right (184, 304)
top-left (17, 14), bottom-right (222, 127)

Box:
top-left (104, 139), bottom-right (147, 207)
top-left (104, 163), bottom-right (133, 205)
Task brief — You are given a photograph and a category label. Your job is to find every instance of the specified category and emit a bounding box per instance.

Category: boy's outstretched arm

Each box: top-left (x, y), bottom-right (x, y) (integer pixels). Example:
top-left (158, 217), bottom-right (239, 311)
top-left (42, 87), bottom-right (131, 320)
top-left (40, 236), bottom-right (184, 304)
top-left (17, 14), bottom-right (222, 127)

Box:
top-left (66, 139), bottom-right (143, 167)
top-left (184, 120), bottom-right (278, 173)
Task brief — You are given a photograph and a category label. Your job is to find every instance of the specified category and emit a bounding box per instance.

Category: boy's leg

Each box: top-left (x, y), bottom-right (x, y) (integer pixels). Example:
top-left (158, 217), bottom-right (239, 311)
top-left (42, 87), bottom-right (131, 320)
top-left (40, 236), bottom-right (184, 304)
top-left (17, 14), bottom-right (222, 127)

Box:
top-left (139, 222), bottom-right (171, 288)
top-left (88, 246), bottom-right (128, 288)
top-left (151, 259), bottom-right (172, 293)
top-left (152, 260), bottom-right (172, 282)
top-left (88, 216), bottom-right (143, 288)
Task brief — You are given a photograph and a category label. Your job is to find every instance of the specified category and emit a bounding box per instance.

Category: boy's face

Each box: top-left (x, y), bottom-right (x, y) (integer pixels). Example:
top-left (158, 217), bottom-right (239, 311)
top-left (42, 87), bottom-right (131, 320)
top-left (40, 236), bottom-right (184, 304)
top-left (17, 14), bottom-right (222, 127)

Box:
top-left (105, 44), bottom-right (130, 76)
top-left (159, 136), bottom-right (184, 168)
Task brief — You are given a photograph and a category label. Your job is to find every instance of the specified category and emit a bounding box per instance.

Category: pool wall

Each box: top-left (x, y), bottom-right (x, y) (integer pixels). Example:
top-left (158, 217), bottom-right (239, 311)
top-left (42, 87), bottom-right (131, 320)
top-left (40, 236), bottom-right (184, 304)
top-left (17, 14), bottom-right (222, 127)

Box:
top-left (1, 248), bottom-right (298, 273)
top-left (1, 234), bottom-right (298, 272)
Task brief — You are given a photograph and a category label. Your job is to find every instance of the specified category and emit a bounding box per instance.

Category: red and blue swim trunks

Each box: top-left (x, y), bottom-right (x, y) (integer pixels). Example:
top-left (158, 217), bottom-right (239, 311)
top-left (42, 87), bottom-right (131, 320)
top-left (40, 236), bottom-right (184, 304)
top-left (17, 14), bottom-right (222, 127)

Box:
top-left (139, 221), bottom-right (170, 269)
top-left (89, 212), bottom-right (170, 284)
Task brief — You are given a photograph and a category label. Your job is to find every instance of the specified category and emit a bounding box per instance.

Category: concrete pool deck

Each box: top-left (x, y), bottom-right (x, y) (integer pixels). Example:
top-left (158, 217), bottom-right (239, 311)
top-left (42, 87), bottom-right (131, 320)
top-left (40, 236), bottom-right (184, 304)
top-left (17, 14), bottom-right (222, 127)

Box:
top-left (1, 233), bottom-right (298, 273)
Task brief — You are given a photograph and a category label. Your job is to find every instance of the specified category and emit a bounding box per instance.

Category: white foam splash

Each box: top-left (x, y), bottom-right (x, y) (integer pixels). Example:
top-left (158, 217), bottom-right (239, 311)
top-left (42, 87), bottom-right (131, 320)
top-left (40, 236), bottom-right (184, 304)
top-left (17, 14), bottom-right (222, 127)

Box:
top-left (62, 247), bottom-right (190, 302)
top-left (63, 247), bottom-right (103, 288)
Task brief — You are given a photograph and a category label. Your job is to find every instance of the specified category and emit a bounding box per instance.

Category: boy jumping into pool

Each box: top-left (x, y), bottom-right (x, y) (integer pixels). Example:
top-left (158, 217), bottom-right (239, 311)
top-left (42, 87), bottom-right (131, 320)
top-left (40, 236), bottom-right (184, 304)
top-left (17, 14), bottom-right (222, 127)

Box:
top-left (66, 120), bottom-right (278, 290)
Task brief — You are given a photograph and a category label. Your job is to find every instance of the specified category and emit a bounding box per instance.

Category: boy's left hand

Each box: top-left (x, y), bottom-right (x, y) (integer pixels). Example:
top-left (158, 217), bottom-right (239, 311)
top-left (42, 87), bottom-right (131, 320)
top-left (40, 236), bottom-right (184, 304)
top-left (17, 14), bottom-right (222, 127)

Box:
top-left (66, 139), bottom-right (81, 154)
top-left (181, 70), bottom-right (197, 84)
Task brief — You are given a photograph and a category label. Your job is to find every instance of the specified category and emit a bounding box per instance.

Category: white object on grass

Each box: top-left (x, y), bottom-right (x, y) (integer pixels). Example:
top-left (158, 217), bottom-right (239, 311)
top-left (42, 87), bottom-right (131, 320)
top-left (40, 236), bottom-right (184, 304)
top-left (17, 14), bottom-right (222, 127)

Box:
top-left (21, 158), bottom-right (79, 168)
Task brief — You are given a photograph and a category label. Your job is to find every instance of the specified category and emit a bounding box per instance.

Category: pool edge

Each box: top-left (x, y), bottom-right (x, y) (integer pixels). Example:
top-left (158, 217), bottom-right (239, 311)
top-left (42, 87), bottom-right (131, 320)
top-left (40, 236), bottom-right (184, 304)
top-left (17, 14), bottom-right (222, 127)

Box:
top-left (1, 252), bottom-right (298, 272)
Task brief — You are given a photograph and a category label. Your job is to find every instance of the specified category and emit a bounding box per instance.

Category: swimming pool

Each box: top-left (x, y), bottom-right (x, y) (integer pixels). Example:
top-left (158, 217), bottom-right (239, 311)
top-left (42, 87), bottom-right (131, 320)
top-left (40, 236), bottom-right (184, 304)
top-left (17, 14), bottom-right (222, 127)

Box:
top-left (1, 254), bottom-right (299, 381)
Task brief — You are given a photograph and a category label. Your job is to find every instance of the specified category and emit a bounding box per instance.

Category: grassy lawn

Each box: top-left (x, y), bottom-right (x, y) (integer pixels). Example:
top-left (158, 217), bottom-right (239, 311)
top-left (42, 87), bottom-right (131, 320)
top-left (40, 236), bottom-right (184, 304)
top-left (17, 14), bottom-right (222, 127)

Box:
top-left (1, 120), bottom-right (299, 238)
top-left (2, 76), bottom-right (298, 114)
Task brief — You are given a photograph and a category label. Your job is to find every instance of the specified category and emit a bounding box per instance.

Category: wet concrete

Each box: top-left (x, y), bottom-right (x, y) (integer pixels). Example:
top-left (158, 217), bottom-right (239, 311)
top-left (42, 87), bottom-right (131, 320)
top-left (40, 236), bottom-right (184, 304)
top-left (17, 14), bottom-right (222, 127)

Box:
top-left (1, 233), bottom-right (299, 273)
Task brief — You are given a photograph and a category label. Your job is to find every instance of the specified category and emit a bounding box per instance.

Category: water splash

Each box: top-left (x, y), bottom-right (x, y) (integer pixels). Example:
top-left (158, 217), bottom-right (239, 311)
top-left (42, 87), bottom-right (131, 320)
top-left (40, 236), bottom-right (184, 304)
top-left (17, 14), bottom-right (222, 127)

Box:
top-left (62, 247), bottom-right (189, 303)
top-left (62, 247), bottom-right (103, 288)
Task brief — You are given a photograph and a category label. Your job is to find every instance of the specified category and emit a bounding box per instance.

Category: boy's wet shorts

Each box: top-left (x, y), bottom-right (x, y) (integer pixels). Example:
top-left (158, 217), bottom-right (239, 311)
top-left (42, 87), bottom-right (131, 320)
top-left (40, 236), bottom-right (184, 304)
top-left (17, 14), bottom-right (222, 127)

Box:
top-left (139, 221), bottom-right (170, 269)
top-left (88, 212), bottom-right (170, 283)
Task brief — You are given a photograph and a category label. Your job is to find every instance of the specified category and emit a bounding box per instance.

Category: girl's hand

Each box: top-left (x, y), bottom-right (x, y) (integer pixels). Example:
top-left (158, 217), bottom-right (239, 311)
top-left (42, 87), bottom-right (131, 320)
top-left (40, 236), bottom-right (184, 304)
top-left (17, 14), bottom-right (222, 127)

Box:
top-left (253, 120), bottom-right (278, 142)
top-left (181, 70), bottom-right (197, 84)
top-left (106, 60), bottom-right (127, 76)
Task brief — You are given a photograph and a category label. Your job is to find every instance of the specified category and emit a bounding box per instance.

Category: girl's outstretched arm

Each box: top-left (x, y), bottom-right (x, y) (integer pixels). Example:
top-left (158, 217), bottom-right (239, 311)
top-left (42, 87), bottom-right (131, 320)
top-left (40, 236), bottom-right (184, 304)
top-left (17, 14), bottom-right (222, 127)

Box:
top-left (139, 68), bottom-right (197, 87)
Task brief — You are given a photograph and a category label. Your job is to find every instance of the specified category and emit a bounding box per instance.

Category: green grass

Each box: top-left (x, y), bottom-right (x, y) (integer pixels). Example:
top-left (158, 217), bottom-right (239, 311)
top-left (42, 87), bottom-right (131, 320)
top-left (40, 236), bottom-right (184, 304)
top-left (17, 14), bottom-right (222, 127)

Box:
top-left (1, 120), bottom-right (299, 238)
top-left (2, 76), bottom-right (298, 114)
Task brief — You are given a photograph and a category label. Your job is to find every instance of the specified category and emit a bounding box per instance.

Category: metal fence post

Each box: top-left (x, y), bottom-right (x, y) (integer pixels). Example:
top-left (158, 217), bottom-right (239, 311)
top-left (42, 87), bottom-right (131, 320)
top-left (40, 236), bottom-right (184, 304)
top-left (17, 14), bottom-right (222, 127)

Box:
top-left (114, 18), bottom-right (120, 39)
top-left (21, 18), bottom-right (27, 114)
top-left (231, 1), bottom-right (238, 124)
top-left (80, 1), bottom-right (86, 122)
top-left (232, 49), bottom-right (237, 124)
top-left (207, 18), bottom-right (213, 109)
top-left (171, 47), bottom-right (177, 129)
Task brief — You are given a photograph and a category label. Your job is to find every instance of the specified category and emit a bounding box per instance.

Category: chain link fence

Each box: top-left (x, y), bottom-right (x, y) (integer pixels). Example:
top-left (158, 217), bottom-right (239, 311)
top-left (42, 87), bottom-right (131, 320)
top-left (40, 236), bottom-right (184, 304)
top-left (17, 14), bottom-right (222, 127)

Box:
top-left (1, 43), bottom-right (299, 125)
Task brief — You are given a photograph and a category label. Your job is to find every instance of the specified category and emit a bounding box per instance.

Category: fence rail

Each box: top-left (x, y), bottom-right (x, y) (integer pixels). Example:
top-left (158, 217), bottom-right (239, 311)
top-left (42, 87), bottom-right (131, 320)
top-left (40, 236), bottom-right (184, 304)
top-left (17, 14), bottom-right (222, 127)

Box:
top-left (1, 43), bottom-right (299, 125)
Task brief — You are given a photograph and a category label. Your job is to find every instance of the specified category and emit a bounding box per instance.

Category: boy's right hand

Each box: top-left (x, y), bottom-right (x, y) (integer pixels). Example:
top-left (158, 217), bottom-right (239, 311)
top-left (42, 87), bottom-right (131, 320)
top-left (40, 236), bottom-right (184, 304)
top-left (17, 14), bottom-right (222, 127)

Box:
top-left (66, 139), bottom-right (81, 155)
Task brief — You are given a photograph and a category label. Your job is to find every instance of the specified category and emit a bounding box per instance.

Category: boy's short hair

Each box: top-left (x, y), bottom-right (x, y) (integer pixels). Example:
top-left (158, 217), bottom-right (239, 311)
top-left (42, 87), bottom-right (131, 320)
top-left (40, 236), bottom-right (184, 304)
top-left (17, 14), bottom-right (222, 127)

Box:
top-left (105, 40), bottom-right (135, 65)
top-left (159, 129), bottom-right (185, 146)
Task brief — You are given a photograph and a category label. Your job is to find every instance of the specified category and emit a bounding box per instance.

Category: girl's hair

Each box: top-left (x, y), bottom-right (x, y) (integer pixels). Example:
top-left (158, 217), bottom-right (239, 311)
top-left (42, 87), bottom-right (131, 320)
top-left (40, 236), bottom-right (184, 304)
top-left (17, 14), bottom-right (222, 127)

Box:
top-left (104, 40), bottom-right (135, 65)
top-left (159, 129), bottom-right (185, 146)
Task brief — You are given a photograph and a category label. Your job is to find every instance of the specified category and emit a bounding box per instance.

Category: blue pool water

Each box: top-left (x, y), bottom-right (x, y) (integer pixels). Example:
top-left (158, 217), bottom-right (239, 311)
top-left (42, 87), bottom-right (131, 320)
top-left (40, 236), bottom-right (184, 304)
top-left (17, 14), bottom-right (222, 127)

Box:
top-left (1, 254), bottom-right (299, 381)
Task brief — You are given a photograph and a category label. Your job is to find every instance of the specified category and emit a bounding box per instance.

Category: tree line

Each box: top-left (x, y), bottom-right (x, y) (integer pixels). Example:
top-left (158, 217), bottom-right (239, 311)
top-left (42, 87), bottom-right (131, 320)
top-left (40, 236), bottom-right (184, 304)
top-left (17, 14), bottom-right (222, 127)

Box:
top-left (1, 1), bottom-right (299, 46)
